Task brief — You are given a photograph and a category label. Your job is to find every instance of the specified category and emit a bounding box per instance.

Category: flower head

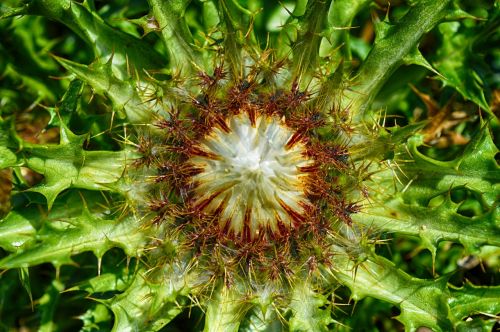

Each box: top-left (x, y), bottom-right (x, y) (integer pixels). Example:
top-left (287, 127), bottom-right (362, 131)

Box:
top-left (147, 70), bottom-right (357, 284)
top-left (188, 111), bottom-right (315, 240)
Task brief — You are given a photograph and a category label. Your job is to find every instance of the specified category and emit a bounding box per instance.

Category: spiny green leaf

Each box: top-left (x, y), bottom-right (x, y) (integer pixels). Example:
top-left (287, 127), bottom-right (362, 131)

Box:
top-left (444, 2), bottom-right (479, 21)
top-left (107, 268), bottom-right (190, 332)
top-left (239, 286), bottom-right (284, 332)
top-left (352, 122), bottom-right (426, 161)
top-left (0, 210), bottom-right (36, 252)
top-left (354, 194), bottom-right (500, 254)
top-left (345, 0), bottom-right (453, 121)
top-left (291, 0), bottom-right (329, 81)
top-left (67, 270), bottom-right (133, 295)
top-left (332, 253), bottom-right (455, 331)
top-left (356, 126), bottom-right (499, 256)
top-left (0, 205), bottom-right (146, 269)
top-left (216, 0), bottom-right (246, 78)
top-left (147, 0), bottom-right (199, 73)
top-left (402, 47), bottom-right (440, 75)
top-left (16, 0), bottom-right (166, 78)
top-left (55, 56), bottom-right (153, 124)
top-left (239, 306), bottom-right (283, 332)
top-left (449, 283), bottom-right (500, 322)
top-left (402, 125), bottom-right (500, 206)
top-left (432, 21), bottom-right (491, 113)
top-left (325, 0), bottom-right (371, 64)
top-left (203, 283), bottom-right (251, 332)
top-left (288, 282), bottom-right (335, 332)
top-left (20, 122), bottom-right (135, 209)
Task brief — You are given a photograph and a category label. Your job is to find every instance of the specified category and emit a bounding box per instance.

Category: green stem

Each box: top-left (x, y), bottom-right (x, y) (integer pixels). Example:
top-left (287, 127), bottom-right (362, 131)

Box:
top-left (147, 0), bottom-right (199, 73)
top-left (292, 0), bottom-right (331, 81)
top-left (327, 0), bottom-right (372, 61)
top-left (217, 0), bottom-right (243, 78)
top-left (22, 0), bottom-right (165, 78)
top-left (39, 280), bottom-right (65, 332)
top-left (346, 0), bottom-right (452, 122)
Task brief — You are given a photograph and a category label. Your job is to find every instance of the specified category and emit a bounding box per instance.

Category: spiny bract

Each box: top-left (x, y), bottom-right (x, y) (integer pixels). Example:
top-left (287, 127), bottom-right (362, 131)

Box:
top-left (0, 0), bottom-right (499, 331)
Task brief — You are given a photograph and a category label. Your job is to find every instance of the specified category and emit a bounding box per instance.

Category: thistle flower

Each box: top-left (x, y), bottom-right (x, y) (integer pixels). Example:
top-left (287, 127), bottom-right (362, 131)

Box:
top-left (146, 68), bottom-right (358, 290)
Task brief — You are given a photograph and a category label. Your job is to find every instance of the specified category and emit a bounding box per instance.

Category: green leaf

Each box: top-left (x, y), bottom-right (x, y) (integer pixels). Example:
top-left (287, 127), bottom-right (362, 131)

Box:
top-left (0, 146), bottom-right (16, 169)
top-left (0, 270), bottom-right (30, 330)
top-left (0, 211), bottom-right (36, 252)
top-left (147, 0), bottom-right (199, 73)
top-left (55, 56), bottom-right (154, 124)
top-left (203, 283), bottom-right (251, 332)
top-left (239, 286), bottom-right (284, 332)
top-left (38, 280), bottom-right (65, 332)
top-left (288, 282), bottom-right (334, 332)
top-left (58, 79), bottom-right (83, 115)
top-left (0, 16), bottom-right (61, 102)
top-left (67, 271), bottom-right (133, 295)
top-left (449, 283), bottom-right (500, 322)
top-left (403, 126), bottom-right (500, 206)
top-left (108, 268), bottom-right (190, 332)
top-left (215, 0), bottom-right (246, 78)
top-left (20, 123), bottom-right (135, 209)
top-left (18, 267), bottom-right (33, 309)
top-left (344, 0), bottom-right (453, 122)
top-left (17, 0), bottom-right (166, 78)
top-left (0, 206), bottom-right (146, 269)
top-left (239, 306), bottom-right (283, 332)
top-left (354, 194), bottom-right (500, 255)
top-left (456, 318), bottom-right (496, 332)
top-left (332, 253), bottom-right (455, 331)
top-left (402, 47), bottom-right (440, 75)
top-left (291, 0), bottom-right (329, 81)
top-left (432, 21), bottom-right (491, 113)
top-left (356, 125), bottom-right (500, 255)
top-left (352, 122), bottom-right (426, 162)
top-left (79, 304), bottom-right (113, 332)
top-left (325, 0), bottom-right (371, 64)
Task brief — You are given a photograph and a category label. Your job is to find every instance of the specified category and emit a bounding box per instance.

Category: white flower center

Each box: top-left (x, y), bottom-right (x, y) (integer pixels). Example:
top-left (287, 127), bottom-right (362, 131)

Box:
top-left (188, 112), bottom-right (314, 239)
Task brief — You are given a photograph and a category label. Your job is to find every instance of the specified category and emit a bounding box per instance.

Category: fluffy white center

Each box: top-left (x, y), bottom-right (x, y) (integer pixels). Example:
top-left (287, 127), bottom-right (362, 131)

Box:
top-left (189, 112), bottom-right (314, 239)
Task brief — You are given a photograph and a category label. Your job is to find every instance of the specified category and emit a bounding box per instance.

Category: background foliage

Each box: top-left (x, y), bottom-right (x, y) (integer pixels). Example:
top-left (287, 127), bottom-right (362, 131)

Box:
top-left (0, 0), bottom-right (499, 331)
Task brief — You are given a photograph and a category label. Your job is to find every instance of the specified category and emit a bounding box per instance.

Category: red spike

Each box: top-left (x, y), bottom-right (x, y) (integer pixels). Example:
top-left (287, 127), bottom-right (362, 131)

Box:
top-left (214, 115), bottom-right (231, 133)
top-left (221, 218), bottom-right (231, 234)
top-left (298, 164), bottom-right (319, 173)
top-left (278, 198), bottom-right (305, 227)
top-left (192, 190), bottom-right (222, 212)
top-left (188, 145), bottom-right (220, 160)
top-left (248, 107), bottom-right (256, 127)
top-left (285, 130), bottom-right (305, 149)
top-left (212, 199), bottom-right (226, 219)
top-left (243, 208), bottom-right (252, 241)
top-left (275, 216), bottom-right (289, 238)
